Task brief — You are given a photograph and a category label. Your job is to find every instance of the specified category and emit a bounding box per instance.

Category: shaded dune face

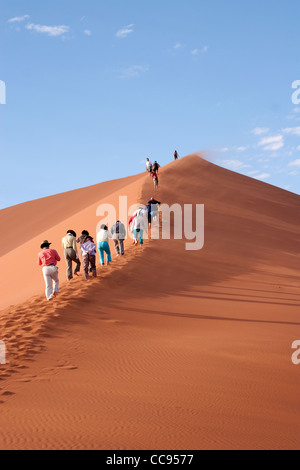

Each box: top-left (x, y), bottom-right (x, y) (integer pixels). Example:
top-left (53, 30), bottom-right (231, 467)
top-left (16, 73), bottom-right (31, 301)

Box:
top-left (0, 173), bottom-right (141, 258)
top-left (0, 154), bottom-right (299, 450)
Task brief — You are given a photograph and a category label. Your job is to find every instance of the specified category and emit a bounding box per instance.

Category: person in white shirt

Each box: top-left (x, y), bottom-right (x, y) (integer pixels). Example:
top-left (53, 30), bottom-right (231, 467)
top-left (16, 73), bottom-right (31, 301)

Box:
top-left (146, 158), bottom-right (152, 174)
top-left (133, 207), bottom-right (146, 217)
top-left (97, 225), bottom-right (112, 265)
top-left (132, 214), bottom-right (148, 246)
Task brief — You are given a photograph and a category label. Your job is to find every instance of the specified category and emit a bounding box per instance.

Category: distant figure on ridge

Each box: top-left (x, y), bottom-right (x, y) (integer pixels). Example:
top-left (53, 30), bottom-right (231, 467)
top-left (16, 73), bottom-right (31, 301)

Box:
top-left (152, 161), bottom-right (160, 174)
top-left (152, 170), bottom-right (159, 190)
top-left (111, 220), bottom-right (126, 257)
top-left (62, 230), bottom-right (81, 280)
top-left (174, 150), bottom-right (179, 160)
top-left (38, 240), bottom-right (61, 301)
top-left (97, 225), bottom-right (112, 266)
top-left (146, 158), bottom-right (153, 175)
top-left (81, 235), bottom-right (97, 280)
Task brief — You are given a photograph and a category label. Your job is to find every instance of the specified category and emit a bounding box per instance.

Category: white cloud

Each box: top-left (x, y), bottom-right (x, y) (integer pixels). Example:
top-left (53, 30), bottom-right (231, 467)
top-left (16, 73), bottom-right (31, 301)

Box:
top-left (258, 135), bottom-right (284, 151)
top-left (191, 49), bottom-right (198, 55)
top-left (236, 146), bottom-right (247, 152)
top-left (174, 43), bottom-right (183, 49)
top-left (247, 170), bottom-right (260, 176)
top-left (8, 14), bottom-right (30, 23)
top-left (26, 23), bottom-right (70, 37)
top-left (282, 127), bottom-right (300, 136)
top-left (288, 159), bottom-right (300, 167)
top-left (116, 24), bottom-right (134, 38)
top-left (221, 159), bottom-right (250, 170)
top-left (84, 29), bottom-right (91, 36)
top-left (202, 46), bottom-right (209, 53)
top-left (218, 147), bottom-right (229, 152)
top-left (297, 145), bottom-right (300, 151)
top-left (121, 65), bottom-right (149, 79)
top-left (252, 127), bottom-right (270, 136)
top-left (255, 173), bottom-right (271, 180)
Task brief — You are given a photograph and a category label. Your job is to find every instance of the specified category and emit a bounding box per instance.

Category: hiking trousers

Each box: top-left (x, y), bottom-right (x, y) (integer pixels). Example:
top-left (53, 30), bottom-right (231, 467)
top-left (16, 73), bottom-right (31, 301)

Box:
top-left (113, 238), bottom-right (125, 255)
top-left (97, 241), bottom-right (112, 265)
top-left (82, 254), bottom-right (97, 280)
top-left (64, 247), bottom-right (81, 280)
top-left (42, 265), bottom-right (59, 301)
top-left (134, 229), bottom-right (144, 245)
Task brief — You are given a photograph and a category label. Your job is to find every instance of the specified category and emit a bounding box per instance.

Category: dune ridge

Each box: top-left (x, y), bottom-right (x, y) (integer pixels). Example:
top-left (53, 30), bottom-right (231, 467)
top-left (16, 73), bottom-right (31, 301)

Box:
top-left (0, 154), bottom-right (299, 450)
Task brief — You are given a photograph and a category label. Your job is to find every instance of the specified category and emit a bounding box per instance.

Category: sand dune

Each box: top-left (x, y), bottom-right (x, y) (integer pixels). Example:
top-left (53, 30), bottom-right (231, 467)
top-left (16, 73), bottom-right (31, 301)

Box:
top-left (0, 154), bottom-right (299, 450)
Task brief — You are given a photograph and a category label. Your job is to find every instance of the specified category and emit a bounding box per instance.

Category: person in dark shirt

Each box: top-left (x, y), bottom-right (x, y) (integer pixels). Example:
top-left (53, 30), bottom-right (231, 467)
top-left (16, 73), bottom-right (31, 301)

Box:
top-left (146, 198), bottom-right (161, 226)
top-left (152, 161), bottom-right (160, 173)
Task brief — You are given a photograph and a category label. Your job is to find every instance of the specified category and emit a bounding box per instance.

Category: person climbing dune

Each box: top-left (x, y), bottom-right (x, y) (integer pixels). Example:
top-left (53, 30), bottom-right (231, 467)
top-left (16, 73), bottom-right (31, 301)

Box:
top-left (97, 225), bottom-right (112, 266)
top-left (77, 230), bottom-right (90, 245)
top-left (81, 236), bottom-right (97, 280)
top-left (111, 220), bottom-right (126, 257)
top-left (132, 211), bottom-right (148, 246)
top-left (146, 198), bottom-right (161, 227)
top-left (152, 170), bottom-right (159, 190)
top-left (62, 230), bottom-right (81, 280)
top-left (38, 240), bottom-right (61, 301)
top-left (146, 158), bottom-right (153, 175)
top-left (152, 161), bottom-right (160, 173)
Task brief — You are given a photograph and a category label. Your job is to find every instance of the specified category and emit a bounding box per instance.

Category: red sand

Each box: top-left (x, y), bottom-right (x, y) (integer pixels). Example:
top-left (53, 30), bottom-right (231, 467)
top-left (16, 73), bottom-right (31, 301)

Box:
top-left (0, 154), bottom-right (299, 450)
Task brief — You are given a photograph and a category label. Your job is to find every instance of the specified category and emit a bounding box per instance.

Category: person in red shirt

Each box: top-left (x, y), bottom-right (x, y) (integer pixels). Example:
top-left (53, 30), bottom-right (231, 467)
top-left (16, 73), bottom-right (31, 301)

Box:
top-left (38, 240), bottom-right (61, 301)
top-left (152, 170), bottom-right (159, 189)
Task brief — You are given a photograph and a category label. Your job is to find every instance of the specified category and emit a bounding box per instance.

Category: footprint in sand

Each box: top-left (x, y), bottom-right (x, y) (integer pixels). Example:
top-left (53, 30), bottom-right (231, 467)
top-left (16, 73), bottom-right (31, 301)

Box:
top-left (17, 375), bottom-right (37, 383)
top-left (57, 365), bottom-right (78, 371)
top-left (2, 391), bottom-right (15, 397)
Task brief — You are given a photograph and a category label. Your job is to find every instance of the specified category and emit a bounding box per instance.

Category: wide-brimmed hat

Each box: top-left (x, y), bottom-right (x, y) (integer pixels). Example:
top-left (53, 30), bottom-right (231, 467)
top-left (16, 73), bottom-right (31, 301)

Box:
top-left (41, 240), bottom-right (51, 249)
top-left (67, 230), bottom-right (76, 237)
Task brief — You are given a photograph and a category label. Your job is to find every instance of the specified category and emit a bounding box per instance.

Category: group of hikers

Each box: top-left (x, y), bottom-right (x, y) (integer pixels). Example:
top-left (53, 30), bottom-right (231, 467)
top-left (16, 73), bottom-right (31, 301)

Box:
top-left (38, 152), bottom-right (179, 301)
top-left (146, 151), bottom-right (179, 189)
top-left (146, 159), bottom-right (160, 189)
top-left (37, 198), bottom-right (161, 301)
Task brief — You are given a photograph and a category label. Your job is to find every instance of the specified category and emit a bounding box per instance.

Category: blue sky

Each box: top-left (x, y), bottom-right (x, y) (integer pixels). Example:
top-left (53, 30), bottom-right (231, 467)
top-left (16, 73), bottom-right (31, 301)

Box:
top-left (1, 0), bottom-right (300, 208)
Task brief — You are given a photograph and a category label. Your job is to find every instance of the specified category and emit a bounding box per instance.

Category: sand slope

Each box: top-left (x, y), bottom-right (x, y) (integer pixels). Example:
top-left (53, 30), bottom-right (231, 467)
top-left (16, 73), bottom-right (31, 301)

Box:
top-left (0, 155), bottom-right (299, 450)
